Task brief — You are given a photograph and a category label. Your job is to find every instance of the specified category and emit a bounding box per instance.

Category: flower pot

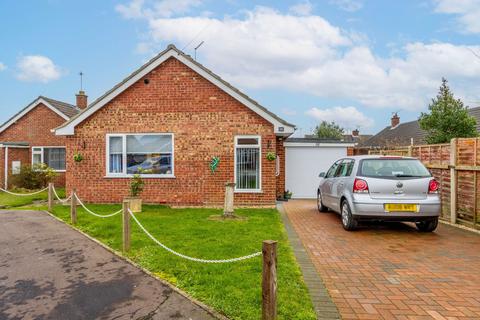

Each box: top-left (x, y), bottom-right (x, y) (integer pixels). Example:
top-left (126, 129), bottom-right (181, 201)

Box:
top-left (126, 197), bottom-right (142, 213)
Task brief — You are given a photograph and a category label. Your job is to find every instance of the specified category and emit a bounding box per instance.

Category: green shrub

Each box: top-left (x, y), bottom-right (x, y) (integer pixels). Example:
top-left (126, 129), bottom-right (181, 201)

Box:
top-left (9, 164), bottom-right (57, 190)
top-left (130, 173), bottom-right (145, 197)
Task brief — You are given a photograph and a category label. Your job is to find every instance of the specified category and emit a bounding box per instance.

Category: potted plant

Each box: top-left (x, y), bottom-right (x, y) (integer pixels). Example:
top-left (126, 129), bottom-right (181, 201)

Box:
top-left (284, 190), bottom-right (293, 200)
top-left (266, 152), bottom-right (276, 161)
top-left (73, 152), bottom-right (84, 163)
top-left (127, 172), bottom-right (144, 213)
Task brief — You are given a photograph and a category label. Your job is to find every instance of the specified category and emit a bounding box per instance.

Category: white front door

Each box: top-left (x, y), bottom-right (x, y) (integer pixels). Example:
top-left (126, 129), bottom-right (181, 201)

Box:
top-left (285, 146), bottom-right (347, 199)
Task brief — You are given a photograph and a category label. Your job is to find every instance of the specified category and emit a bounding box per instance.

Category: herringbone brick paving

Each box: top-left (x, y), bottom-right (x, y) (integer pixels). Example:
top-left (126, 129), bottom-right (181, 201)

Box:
top-left (284, 200), bottom-right (480, 320)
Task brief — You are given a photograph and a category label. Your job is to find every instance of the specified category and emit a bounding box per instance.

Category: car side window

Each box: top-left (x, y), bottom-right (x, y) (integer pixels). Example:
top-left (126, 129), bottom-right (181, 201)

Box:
top-left (326, 160), bottom-right (342, 178)
top-left (335, 159), bottom-right (355, 177)
top-left (343, 159), bottom-right (355, 177)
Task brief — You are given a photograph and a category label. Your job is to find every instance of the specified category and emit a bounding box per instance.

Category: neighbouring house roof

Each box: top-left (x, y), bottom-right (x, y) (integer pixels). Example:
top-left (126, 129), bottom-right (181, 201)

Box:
top-left (55, 44), bottom-right (296, 136)
top-left (0, 96), bottom-right (80, 134)
top-left (0, 142), bottom-right (29, 147)
top-left (360, 106), bottom-right (480, 148)
top-left (284, 137), bottom-right (355, 147)
top-left (304, 134), bottom-right (372, 145)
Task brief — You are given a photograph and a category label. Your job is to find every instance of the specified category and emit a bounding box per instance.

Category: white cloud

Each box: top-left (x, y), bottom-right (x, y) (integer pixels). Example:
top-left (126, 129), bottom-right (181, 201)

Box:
top-left (117, 3), bottom-right (480, 112)
top-left (289, 1), bottom-right (313, 16)
top-left (16, 55), bottom-right (62, 83)
top-left (116, 0), bottom-right (202, 19)
top-left (329, 0), bottom-right (363, 12)
top-left (306, 106), bottom-right (374, 130)
top-left (434, 0), bottom-right (480, 33)
top-left (0, 62), bottom-right (6, 71)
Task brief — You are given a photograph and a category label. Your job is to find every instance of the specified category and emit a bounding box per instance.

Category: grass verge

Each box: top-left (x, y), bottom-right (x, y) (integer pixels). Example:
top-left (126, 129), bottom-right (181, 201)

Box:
top-left (47, 204), bottom-right (316, 320)
top-left (0, 188), bottom-right (65, 208)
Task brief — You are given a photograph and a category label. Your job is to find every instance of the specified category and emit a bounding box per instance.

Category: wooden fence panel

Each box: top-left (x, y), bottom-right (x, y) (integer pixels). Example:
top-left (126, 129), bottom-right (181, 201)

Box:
top-left (359, 139), bottom-right (480, 230)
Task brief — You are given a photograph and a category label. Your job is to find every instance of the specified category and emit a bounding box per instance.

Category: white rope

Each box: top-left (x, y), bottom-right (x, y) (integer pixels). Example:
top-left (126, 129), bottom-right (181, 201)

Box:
top-left (0, 187), bottom-right (48, 196)
top-left (128, 209), bottom-right (262, 263)
top-left (52, 186), bottom-right (72, 203)
top-left (76, 195), bottom-right (122, 218)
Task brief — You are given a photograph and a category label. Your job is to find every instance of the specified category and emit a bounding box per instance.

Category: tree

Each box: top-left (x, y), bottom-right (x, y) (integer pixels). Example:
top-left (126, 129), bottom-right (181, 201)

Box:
top-left (314, 121), bottom-right (345, 139)
top-left (419, 78), bottom-right (477, 144)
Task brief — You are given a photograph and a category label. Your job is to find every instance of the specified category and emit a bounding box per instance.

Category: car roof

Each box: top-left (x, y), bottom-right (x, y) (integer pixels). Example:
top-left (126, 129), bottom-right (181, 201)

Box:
top-left (344, 155), bottom-right (416, 160)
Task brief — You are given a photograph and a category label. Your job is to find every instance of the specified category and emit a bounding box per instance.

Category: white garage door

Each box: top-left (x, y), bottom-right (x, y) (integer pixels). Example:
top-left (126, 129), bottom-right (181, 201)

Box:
top-left (286, 146), bottom-right (347, 199)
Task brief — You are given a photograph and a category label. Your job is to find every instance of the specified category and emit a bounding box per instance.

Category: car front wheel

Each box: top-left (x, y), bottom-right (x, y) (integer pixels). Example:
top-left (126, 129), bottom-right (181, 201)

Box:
top-left (341, 200), bottom-right (357, 231)
top-left (416, 218), bottom-right (438, 232)
top-left (317, 191), bottom-right (328, 212)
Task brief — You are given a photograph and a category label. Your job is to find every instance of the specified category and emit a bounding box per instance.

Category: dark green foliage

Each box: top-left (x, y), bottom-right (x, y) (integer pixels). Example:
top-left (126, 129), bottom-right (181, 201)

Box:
top-left (314, 121), bottom-right (345, 139)
top-left (9, 164), bottom-right (57, 190)
top-left (419, 78), bottom-right (478, 144)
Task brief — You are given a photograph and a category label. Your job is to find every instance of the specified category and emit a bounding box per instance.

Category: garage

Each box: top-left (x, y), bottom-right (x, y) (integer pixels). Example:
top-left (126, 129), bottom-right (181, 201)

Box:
top-left (284, 138), bottom-right (355, 199)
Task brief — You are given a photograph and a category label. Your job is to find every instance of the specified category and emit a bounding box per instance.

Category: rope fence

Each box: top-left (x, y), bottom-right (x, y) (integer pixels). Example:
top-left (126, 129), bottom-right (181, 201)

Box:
top-left (0, 186), bottom-right (48, 196)
top-left (4, 183), bottom-right (279, 319)
top-left (128, 208), bottom-right (262, 263)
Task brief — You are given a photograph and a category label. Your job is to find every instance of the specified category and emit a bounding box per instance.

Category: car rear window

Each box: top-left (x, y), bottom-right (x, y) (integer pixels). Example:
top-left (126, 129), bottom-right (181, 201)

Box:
top-left (358, 158), bottom-right (431, 178)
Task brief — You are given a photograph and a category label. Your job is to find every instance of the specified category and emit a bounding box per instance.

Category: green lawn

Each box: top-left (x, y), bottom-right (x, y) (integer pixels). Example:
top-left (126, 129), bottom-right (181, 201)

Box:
top-left (47, 204), bottom-right (316, 320)
top-left (0, 188), bottom-right (65, 208)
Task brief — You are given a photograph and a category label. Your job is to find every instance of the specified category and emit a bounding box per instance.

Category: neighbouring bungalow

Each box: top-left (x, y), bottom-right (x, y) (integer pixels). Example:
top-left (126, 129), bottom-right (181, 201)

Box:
top-left (0, 95), bottom-right (84, 188)
top-left (54, 44), bottom-right (296, 206)
top-left (360, 110), bottom-right (480, 150)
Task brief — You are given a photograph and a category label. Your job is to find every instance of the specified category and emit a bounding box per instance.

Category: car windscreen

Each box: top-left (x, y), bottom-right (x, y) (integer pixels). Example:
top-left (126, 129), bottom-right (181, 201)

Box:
top-left (358, 158), bottom-right (431, 178)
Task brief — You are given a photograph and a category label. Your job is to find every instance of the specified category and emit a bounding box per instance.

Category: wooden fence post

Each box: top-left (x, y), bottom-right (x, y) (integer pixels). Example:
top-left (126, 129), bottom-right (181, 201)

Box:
top-left (407, 145), bottom-right (413, 157)
top-left (262, 240), bottom-right (277, 320)
top-left (450, 138), bottom-right (458, 224)
top-left (70, 189), bottom-right (77, 224)
top-left (48, 183), bottom-right (54, 212)
top-left (123, 200), bottom-right (131, 252)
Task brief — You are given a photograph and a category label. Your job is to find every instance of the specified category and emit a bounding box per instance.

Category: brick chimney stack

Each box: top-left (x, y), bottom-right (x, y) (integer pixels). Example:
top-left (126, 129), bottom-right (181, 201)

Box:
top-left (76, 90), bottom-right (88, 109)
top-left (391, 113), bottom-right (400, 128)
top-left (352, 129), bottom-right (359, 137)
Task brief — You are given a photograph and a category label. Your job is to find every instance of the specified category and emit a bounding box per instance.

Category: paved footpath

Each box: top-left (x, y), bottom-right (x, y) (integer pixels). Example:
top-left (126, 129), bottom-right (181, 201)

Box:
top-left (284, 200), bottom-right (480, 320)
top-left (0, 210), bottom-right (216, 320)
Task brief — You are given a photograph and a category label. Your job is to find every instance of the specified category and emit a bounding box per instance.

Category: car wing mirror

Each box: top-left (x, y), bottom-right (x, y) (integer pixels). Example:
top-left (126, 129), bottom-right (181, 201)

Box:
top-left (319, 172), bottom-right (326, 178)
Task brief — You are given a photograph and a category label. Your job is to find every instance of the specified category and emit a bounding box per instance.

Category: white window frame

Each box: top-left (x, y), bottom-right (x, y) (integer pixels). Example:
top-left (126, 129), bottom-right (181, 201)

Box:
top-left (105, 133), bottom-right (175, 178)
top-left (31, 146), bottom-right (66, 172)
top-left (234, 135), bottom-right (262, 193)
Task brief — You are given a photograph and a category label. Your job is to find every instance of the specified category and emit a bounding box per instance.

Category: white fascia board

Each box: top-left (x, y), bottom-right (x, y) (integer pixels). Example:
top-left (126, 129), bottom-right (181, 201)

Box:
top-left (0, 98), bottom-right (69, 134)
top-left (284, 142), bottom-right (356, 148)
top-left (55, 49), bottom-right (295, 136)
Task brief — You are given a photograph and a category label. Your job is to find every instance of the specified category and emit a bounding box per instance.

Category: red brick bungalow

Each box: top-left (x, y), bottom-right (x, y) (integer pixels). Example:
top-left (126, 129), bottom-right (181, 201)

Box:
top-left (55, 45), bottom-right (295, 206)
top-left (0, 96), bottom-right (84, 188)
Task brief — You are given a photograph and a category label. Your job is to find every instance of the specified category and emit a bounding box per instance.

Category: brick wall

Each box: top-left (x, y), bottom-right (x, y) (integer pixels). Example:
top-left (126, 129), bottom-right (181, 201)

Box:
top-left (0, 103), bottom-right (68, 187)
top-left (66, 57), bottom-right (282, 206)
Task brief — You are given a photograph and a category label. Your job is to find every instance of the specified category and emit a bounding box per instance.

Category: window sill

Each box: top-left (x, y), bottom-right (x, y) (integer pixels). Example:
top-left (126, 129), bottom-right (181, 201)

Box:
top-left (104, 174), bottom-right (176, 179)
top-left (234, 189), bottom-right (263, 194)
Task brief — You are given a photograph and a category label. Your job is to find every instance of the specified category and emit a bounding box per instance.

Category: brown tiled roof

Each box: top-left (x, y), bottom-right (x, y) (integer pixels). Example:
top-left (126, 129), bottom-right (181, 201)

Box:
top-left (360, 107), bottom-right (480, 148)
top-left (40, 96), bottom-right (80, 118)
top-left (59, 44), bottom-right (295, 131)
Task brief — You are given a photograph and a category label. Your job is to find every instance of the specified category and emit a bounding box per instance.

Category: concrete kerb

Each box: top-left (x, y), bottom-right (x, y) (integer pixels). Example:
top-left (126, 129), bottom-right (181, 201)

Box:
top-left (42, 210), bottom-right (229, 320)
top-left (277, 203), bottom-right (341, 320)
top-left (438, 219), bottom-right (480, 236)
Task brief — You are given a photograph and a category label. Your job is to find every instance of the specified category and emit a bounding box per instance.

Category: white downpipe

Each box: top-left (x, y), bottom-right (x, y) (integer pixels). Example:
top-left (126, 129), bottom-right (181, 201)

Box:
top-left (4, 146), bottom-right (8, 189)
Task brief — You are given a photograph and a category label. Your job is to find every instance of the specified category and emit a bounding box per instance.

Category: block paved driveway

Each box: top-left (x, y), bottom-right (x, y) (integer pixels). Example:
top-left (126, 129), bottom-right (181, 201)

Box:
top-left (0, 210), bottom-right (216, 320)
top-left (284, 200), bottom-right (480, 320)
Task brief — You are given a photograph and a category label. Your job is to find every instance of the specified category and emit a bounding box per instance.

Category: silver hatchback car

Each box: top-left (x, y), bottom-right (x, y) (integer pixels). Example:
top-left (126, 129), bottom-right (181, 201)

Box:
top-left (317, 155), bottom-right (441, 232)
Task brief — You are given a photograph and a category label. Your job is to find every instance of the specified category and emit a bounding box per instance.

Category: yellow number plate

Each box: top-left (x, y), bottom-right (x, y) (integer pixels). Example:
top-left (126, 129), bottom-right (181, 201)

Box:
top-left (385, 204), bottom-right (417, 212)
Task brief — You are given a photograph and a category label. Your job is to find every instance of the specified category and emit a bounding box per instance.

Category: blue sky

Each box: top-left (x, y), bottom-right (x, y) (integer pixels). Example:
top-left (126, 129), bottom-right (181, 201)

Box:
top-left (1, 0), bottom-right (479, 136)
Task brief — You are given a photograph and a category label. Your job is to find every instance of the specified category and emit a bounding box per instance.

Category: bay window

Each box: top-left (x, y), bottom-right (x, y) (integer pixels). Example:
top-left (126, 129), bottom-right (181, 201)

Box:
top-left (235, 136), bottom-right (261, 192)
top-left (32, 147), bottom-right (66, 171)
top-left (107, 133), bottom-right (174, 177)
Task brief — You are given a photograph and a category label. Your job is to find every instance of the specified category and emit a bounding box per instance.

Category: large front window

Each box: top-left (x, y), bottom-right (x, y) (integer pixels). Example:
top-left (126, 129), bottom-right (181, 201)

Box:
top-left (107, 134), bottom-right (174, 177)
top-left (32, 147), bottom-right (66, 171)
top-left (235, 136), bottom-right (261, 191)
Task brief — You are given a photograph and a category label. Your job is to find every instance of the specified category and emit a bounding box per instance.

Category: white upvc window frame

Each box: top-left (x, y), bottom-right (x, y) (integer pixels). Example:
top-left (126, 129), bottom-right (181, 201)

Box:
top-left (234, 135), bottom-right (262, 193)
top-left (105, 133), bottom-right (175, 179)
top-left (31, 146), bottom-right (67, 172)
